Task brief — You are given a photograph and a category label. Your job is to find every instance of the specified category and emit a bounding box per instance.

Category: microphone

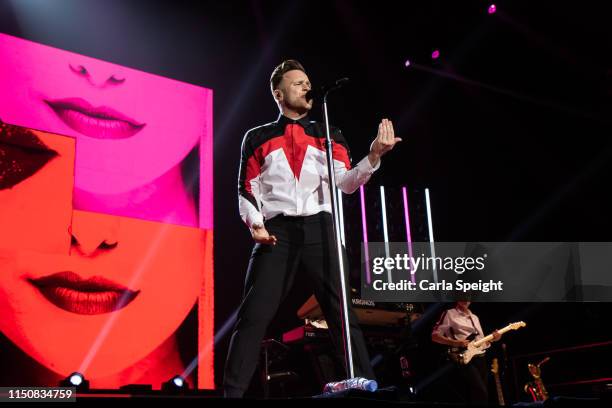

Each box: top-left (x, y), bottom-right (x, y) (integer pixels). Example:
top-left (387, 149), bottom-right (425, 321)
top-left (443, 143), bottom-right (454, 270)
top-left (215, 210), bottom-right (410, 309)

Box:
top-left (306, 77), bottom-right (349, 101)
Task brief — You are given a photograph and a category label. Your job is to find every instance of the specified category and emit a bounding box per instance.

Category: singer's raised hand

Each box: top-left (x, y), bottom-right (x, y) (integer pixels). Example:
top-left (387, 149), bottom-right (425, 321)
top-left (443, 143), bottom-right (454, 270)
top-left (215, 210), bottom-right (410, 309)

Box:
top-left (368, 118), bottom-right (402, 166)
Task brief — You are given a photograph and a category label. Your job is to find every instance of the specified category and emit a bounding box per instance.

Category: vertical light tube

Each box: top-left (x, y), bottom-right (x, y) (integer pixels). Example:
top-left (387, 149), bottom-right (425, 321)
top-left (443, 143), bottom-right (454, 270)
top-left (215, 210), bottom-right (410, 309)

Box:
top-left (360, 185), bottom-right (371, 284)
top-left (380, 186), bottom-right (392, 283)
top-left (425, 188), bottom-right (438, 283)
top-left (402, 187), bottom-right (416, 283)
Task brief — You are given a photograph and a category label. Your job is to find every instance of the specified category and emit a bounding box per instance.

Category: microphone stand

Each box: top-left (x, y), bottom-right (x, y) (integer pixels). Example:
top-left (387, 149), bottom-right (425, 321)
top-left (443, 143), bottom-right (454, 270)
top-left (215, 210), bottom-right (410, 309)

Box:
top-left (320, 87), bottom-right (355, 379)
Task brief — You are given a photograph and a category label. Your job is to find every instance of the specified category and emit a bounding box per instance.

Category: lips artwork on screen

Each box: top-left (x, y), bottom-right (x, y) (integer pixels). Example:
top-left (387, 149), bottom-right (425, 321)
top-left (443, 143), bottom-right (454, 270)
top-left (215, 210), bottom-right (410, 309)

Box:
top-left (44, 97), bottom-right (146, 139)
top-left (28, 271), bottom-right (140, 315)
top-left (0, 34), bottom-right (214, 390)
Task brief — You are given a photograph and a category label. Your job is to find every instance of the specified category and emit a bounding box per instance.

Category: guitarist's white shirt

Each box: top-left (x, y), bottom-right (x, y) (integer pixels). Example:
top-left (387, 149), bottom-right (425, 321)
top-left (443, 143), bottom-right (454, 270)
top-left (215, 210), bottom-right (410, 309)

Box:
top-left (432, 306), bottom-right (488, 347)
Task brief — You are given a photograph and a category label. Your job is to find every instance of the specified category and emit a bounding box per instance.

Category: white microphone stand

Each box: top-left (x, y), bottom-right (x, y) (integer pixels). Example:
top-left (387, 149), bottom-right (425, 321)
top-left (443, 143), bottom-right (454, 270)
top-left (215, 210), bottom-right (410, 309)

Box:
top-left (320, 82), bottom-right (355, 379)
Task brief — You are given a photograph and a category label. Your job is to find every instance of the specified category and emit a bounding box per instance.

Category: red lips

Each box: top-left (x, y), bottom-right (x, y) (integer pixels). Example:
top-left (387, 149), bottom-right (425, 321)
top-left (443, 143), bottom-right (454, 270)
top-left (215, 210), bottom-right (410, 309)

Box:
top-left (44, 97), bottom-right (146, 139)
top-left (28, 271), bottom-right (140, 315)
top-left (0, 122), bottom-right (58, 189)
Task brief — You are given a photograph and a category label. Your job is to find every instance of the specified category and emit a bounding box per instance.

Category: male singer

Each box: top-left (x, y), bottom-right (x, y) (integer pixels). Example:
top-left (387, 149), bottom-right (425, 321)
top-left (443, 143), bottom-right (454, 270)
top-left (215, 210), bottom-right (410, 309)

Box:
top-left (224, 59), bottom-right (402, 397)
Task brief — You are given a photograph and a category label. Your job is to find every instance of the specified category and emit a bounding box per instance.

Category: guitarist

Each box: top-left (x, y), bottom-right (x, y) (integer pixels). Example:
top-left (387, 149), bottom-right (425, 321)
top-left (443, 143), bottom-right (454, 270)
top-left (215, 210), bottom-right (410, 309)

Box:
top-left (431, 300), bottom-right (501, 404)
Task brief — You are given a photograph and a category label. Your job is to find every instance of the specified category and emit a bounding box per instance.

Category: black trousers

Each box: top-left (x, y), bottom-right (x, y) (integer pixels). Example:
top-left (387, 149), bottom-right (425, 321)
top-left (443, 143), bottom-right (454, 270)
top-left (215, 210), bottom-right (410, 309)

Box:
top-left (449, 356), bottom-right (488, 404)
top-left (223, 212), bottom-right (374, 397)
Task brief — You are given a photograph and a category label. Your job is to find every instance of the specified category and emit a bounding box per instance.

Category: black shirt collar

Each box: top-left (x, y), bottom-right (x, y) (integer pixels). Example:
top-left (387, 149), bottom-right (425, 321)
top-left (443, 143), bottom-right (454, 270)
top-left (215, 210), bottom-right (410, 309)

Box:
top-left (276, 114), bottom-right (311, 128)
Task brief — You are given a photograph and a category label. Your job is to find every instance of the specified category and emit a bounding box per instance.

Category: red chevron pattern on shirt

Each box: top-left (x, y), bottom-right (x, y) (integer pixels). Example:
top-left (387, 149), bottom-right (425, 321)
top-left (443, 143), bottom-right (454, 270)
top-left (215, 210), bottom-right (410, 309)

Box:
top-left (238, 115), bottom-right (378, 228)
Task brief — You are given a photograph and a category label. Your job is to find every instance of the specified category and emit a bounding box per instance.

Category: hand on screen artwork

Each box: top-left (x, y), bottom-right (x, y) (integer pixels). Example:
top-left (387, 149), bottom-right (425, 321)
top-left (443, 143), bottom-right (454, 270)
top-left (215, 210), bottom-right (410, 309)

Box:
top-left (251, 224), bottom-right (277, 245)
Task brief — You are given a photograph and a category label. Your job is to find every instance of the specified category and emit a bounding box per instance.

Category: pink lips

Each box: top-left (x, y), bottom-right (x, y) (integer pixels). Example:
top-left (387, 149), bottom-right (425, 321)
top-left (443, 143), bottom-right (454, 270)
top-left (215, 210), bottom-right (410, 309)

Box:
top-left (28, 271), bottom-right (140, 315)
top-left (45, 97), bottom-right (146, 139)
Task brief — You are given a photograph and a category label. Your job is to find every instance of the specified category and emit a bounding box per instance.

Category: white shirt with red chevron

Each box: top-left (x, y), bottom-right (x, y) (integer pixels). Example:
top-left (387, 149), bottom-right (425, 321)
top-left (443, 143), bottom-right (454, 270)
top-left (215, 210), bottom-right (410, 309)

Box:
top-left (238, 115), bottom-right (379, 228)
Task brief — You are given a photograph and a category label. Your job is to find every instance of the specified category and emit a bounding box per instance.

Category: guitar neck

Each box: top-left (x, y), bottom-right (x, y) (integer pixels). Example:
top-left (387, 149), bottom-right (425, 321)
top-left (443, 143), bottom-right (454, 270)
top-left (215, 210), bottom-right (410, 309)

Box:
top-left (494, 375), bottom-right (505, 405)
top-left (473, 324), bottom-right (513, 347)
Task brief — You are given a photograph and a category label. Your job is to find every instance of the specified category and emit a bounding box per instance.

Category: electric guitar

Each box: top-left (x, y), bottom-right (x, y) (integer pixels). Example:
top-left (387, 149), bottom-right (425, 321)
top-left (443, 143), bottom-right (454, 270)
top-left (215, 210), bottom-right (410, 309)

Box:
top-left (491, 358), bottom-right (505, 406)
top-left (448, 321), bottom-right (526, 365)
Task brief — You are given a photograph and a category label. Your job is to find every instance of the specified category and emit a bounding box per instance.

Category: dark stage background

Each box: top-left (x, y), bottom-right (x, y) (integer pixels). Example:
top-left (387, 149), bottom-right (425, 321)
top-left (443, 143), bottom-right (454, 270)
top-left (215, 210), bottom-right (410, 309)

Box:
top-left (1, 0), bottom-right (611, 398)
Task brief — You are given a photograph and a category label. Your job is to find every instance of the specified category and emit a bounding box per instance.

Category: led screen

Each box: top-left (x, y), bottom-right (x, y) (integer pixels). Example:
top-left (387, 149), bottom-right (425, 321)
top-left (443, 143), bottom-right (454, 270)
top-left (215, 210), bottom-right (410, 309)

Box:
top-left (0, 34), bottom-right (214, 390)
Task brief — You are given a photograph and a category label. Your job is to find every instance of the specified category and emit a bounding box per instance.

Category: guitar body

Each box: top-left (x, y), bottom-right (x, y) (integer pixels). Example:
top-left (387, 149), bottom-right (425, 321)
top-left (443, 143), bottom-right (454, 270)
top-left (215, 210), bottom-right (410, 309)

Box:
top-left (448, 342), bottom-right (486, 365)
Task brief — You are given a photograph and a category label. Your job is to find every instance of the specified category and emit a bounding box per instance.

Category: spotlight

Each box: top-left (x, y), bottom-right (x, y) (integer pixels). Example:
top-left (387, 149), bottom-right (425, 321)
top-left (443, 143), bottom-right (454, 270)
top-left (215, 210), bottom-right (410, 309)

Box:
top-left (162, 375), bottom-right (188, 393)
top-left (173, 376), bottom-right (184, 388)
top-left (60, 372), bottom-right (89, 390)
top-left (69, 373), bottom-right (83, 386)
top-left (431, 50), bottom-right (440, 59)
top-left (488, 4), bottom-right (497, 14)
top-left (404, 59), bottom-right (411, 67)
